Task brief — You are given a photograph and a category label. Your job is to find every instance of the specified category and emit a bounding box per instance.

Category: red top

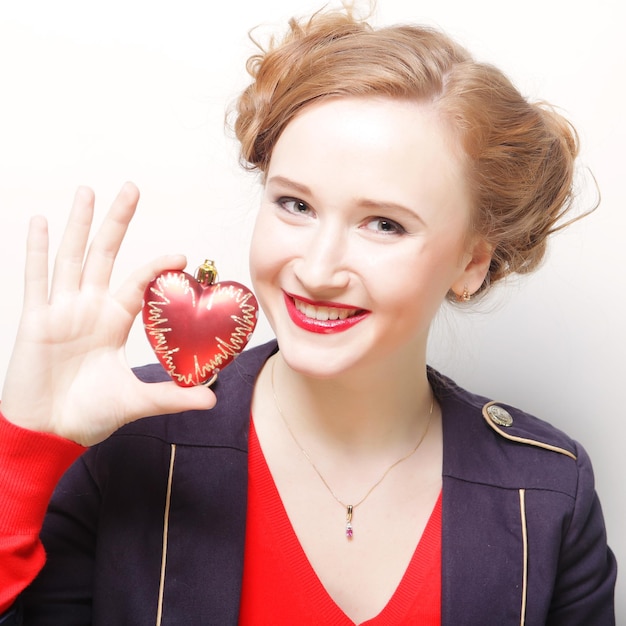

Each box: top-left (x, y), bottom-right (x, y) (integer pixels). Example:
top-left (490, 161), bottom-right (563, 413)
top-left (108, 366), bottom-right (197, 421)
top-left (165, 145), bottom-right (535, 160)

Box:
top-left (239, 419), bottom-right (442, 625)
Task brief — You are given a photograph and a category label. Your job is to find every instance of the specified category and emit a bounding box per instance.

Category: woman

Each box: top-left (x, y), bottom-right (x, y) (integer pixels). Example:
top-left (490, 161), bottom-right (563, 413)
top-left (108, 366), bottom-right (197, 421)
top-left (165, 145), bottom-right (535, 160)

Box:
top-left (0, 7), bottom-right (616, 625)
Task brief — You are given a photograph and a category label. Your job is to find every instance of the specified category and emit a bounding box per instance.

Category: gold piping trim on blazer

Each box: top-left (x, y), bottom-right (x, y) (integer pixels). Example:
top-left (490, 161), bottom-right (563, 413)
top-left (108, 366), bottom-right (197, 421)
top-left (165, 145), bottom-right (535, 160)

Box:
top-left (156, 443), bottom-right (177, 626)
top-left (519, 489), bottom-right (528, 626)
top-left (482, 401), bottom-right (577, 461)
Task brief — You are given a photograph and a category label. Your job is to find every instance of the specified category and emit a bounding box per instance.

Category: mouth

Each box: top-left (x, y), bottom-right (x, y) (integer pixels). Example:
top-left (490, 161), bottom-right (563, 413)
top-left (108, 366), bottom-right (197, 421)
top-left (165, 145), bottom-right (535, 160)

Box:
top-left (283, 292), bottom-right (369, 334)
top-left (294, 298), bottom-right (361, 321)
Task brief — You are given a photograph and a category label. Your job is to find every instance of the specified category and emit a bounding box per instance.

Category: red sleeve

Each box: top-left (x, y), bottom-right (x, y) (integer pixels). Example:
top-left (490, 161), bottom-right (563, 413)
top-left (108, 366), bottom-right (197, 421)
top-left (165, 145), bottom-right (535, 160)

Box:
top-left (0, 412), bottom-right (85, 614)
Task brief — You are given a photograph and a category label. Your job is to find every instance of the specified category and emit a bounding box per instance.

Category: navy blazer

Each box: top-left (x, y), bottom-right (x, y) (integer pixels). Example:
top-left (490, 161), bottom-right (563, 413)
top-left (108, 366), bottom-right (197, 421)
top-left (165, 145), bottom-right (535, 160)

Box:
top-left (13, 340), bottom-right (616, 625)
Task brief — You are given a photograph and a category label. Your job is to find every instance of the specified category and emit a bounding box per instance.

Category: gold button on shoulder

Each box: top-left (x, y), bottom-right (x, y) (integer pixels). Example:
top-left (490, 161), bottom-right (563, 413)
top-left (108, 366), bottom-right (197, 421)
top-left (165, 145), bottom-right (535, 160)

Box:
top-left (486, 404), bottom-right (514, 427)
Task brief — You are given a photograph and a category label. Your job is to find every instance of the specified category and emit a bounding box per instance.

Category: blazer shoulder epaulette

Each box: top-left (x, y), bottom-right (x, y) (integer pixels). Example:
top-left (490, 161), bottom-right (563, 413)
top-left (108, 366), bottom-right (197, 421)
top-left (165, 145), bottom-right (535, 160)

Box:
top-left (431, 368), bottom-right (582, 496)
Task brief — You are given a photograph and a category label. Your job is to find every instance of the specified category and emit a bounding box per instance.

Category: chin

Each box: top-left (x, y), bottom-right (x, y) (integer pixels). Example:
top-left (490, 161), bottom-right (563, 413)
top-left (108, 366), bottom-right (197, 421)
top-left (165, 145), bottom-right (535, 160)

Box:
top-left (273, 328), bottom-right (361, 379)
top-left (277, 344), bottom-right (345, 379)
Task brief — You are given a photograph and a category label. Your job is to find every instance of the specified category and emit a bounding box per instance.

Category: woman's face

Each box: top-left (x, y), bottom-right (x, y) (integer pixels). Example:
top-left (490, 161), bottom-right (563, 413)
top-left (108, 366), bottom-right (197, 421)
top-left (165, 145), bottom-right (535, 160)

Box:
top-left (249, 96), bottom-right (490, 379)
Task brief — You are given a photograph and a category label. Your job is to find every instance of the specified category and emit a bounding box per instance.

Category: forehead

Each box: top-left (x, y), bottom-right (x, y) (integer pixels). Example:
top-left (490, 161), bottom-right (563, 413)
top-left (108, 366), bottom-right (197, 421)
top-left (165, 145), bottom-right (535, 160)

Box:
top-left (267, 97), bottom-right (472, 223)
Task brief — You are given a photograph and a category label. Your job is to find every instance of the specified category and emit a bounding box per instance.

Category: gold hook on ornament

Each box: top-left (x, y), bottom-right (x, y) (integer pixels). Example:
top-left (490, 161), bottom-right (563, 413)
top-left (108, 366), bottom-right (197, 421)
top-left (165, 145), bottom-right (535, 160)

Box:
top-left (196, 260), bottom-right (218, 286)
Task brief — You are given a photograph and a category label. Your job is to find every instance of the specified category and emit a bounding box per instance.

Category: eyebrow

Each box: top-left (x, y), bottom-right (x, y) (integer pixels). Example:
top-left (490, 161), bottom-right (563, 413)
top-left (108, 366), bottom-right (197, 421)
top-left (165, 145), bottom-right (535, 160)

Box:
top-left (266, 175), bottom-right (426, 225)
top-left (266, 175), bottom-right (311, 195)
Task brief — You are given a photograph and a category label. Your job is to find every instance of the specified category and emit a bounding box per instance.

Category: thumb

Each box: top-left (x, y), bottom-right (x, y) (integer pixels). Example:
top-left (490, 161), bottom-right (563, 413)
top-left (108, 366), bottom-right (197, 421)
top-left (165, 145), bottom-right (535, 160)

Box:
top-left (135, 381), bottom-right (218, 420)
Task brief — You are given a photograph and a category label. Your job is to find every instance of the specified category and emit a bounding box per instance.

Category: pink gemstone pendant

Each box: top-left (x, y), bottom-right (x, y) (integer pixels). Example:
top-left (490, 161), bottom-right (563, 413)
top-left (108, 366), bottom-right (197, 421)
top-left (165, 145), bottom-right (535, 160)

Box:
top-left (345, 505), bottom-right (354, 540)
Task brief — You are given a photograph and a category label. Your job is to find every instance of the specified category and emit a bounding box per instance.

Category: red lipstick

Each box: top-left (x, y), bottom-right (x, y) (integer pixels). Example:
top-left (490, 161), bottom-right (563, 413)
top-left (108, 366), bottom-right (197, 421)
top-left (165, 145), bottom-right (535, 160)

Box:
top-left (283, 292), bottom-right (369, 334)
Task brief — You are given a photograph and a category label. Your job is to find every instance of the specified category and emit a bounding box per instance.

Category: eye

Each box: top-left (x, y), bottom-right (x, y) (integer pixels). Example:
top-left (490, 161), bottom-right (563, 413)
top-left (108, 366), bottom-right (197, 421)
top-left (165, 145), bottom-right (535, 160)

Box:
top-left (277, 196), bottom-right (313, 216)
top-left (363, 217), bottom-right (407, 235)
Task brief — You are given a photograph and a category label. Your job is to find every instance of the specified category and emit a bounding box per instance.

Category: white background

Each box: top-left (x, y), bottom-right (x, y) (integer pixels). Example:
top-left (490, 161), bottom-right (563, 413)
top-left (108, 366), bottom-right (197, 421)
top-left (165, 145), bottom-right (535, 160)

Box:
top-left (1, 0), bottom-right (624, 618)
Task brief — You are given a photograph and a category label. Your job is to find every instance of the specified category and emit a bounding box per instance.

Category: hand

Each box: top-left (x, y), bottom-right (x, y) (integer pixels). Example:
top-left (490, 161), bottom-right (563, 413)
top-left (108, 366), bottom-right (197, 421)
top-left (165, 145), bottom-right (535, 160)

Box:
top-left (1, 183), bottom-right (216, 446)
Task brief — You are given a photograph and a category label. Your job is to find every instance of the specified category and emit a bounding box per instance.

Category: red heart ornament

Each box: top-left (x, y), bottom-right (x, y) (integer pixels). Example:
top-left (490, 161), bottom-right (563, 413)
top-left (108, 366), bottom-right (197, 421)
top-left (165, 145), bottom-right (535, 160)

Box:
top-left (142, 262), bottom-right (258, 387)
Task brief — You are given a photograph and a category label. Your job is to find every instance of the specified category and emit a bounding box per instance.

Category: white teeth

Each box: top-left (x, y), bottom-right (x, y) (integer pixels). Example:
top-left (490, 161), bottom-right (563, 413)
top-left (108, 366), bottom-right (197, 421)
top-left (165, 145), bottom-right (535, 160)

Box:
top-left (315, 306), bottom-right (329, 321)
top-left (294, 298), bottom-right (357, 321)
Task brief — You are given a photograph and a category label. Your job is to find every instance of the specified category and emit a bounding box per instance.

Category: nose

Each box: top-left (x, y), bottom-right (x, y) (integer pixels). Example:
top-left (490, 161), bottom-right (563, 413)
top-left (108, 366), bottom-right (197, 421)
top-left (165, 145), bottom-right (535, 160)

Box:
top-left (293, 222), bottom-right (350, 294)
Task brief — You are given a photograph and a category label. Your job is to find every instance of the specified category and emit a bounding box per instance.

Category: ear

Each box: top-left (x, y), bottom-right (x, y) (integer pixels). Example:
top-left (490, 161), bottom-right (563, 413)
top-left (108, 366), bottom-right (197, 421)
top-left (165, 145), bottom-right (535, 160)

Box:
top-left (450, 237), bottom-right (493, 300)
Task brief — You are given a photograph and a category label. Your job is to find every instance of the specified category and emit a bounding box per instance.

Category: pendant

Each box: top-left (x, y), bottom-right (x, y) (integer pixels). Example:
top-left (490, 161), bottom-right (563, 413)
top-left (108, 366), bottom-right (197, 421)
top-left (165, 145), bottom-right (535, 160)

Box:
top-left (345, 505), bottom-right (354, 539)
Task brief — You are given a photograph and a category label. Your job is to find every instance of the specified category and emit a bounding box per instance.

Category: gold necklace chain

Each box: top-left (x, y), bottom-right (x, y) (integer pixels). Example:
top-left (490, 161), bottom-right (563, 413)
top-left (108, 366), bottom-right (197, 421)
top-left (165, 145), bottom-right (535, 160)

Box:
top-left (270, 358), bottom-right (434, 539)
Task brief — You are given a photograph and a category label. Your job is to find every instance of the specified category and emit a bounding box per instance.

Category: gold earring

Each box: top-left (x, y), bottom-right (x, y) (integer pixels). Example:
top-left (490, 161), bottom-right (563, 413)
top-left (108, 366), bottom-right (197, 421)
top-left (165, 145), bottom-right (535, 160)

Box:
top-left (458, 286), bottom-right (471, 302)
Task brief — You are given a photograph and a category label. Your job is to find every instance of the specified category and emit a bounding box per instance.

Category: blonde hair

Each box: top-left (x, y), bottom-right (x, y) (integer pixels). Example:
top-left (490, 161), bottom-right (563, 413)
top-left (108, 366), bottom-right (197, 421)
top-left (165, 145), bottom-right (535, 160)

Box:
top-left (233, 8), bottom-right (584, 295)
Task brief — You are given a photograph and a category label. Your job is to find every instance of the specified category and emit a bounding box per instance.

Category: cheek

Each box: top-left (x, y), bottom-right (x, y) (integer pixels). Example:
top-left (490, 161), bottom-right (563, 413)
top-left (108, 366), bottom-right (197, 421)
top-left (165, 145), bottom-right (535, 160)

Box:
top-left (371, 243), bottom-right (465, 310)
top-left (248, 212), bottom-right (270, 294)
top-left (248, 207), bottom-right (292, 294)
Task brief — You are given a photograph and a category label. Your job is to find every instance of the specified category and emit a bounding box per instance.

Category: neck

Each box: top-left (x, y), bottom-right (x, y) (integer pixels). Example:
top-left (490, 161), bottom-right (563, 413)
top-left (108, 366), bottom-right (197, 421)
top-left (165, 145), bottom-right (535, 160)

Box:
top-left (270, 350), bottom-right (433, 457)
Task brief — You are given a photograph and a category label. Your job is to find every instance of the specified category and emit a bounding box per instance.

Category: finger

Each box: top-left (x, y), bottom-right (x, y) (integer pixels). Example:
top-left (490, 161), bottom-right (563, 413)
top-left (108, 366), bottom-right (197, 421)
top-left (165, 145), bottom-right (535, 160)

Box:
top-left (80, 182), bottom-right (140, 289)
top-left (22, 216), bottom-right (50, 309)
top-left (49, 186), bottom-right (95, 298)
top-left (114, 254), bottom-right (188, 315)
top-left (129, 381), bottom-right (217, 424)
